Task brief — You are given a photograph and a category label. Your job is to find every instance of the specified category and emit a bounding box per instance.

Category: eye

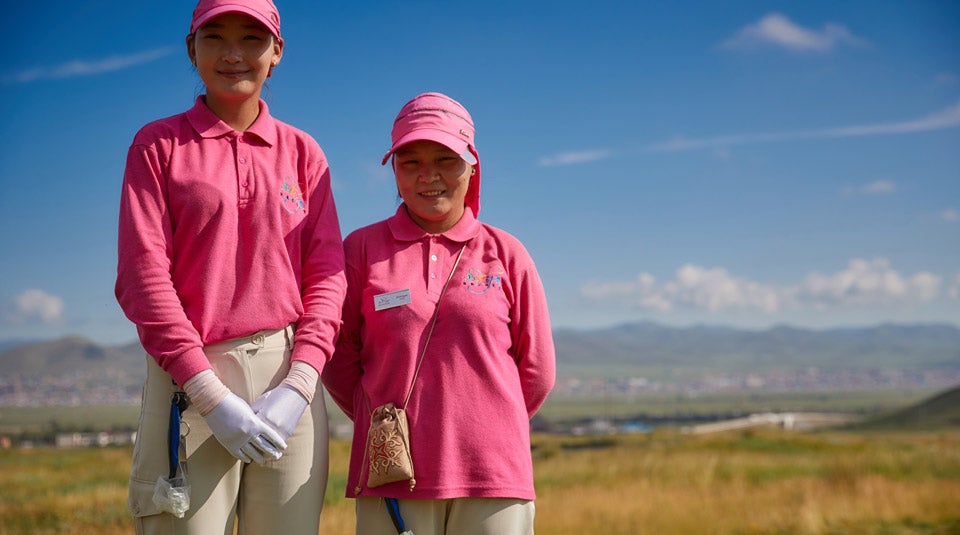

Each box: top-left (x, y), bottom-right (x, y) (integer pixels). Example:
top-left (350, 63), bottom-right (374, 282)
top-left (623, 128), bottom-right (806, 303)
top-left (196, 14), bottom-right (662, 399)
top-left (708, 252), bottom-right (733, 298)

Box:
top-left (436, 156), bottom-right (461, 170)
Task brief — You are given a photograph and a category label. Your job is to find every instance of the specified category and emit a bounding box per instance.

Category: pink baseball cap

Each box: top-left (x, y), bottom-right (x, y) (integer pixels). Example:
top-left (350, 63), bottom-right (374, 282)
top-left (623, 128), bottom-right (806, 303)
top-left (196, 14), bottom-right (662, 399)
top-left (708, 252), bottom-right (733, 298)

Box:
top-left (190, 0), bottom-right (281, 39)
top-left (382, 92), bottom-right (481, 215)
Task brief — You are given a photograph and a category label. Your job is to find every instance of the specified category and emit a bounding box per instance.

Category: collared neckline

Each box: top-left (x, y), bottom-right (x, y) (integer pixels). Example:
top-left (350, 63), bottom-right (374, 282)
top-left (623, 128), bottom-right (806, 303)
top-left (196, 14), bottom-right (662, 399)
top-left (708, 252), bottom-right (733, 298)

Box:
top-left (387, 204), bottom-right (480, 243)
top-left (185, 96), bottom-right (277, 146)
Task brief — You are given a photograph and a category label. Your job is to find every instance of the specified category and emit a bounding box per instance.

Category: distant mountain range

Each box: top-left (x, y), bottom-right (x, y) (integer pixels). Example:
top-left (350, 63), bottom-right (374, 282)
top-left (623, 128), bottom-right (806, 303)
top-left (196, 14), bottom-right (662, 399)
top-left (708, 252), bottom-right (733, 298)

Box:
top-left (0, 336), bottom-right (146, 378)
top-left (2, 322), bottom-right (958, 384)
top-left (553, 322), bottom-right (960, 380)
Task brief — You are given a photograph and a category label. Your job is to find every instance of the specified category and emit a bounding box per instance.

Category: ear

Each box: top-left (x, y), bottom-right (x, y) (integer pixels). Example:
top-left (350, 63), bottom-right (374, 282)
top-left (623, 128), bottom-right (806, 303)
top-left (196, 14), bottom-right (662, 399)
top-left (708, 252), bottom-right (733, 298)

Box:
top-left (185, 34), bottom-right (197, 66)
top-left (268, 36), bottom-right (284, 77)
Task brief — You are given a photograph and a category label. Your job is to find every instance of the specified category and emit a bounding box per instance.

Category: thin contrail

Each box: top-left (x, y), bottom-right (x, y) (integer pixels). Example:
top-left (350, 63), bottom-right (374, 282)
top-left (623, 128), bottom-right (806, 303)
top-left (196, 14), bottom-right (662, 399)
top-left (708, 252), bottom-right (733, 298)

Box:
top-left (3, 47), bottom-right (176, 85)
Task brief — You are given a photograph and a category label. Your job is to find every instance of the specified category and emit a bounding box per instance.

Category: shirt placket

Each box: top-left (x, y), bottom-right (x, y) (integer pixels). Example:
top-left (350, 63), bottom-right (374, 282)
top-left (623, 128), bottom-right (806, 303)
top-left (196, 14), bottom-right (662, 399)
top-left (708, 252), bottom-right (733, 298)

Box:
top-left (236, 134), bottom-right (254, 204)
top-left (427, 238), bottom-right (445, 296)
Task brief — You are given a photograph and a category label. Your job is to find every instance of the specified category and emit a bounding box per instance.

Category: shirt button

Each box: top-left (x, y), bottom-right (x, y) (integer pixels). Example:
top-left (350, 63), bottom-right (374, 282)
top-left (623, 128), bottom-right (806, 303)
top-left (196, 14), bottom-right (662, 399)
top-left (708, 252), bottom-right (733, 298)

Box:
top-left (239, 158), bottom-right (247, 164)
top-left (430, 273), bottom-right (437, 279)
top-left (242, 182), bottom-right (249, 187)
top-left (431, 254), bottom-right (438, 262)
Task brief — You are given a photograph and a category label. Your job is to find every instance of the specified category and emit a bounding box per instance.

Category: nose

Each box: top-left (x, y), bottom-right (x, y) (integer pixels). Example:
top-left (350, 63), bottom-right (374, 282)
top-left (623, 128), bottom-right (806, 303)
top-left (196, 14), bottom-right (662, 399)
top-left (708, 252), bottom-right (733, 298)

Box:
top-left (417, 164), bottom-right (441, 182)
top-left (223, 46), bottom-right (243, 63)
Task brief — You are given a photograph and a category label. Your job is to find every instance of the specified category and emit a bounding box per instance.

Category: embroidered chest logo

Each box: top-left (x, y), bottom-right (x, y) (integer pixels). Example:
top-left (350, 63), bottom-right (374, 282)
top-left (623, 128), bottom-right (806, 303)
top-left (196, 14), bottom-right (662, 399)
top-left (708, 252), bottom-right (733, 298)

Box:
top-left (279, 177), bottom-right (306, 215)
top-left (462, 266), bottom-right (505, 295)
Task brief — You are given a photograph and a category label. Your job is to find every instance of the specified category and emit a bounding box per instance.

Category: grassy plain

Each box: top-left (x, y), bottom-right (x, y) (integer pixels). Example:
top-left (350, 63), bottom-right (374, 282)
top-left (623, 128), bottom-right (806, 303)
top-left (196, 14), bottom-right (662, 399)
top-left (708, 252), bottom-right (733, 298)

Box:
top-left (0, 387), bottom-right (939, 439)
top-left (539, 387), bottom-right (939, 422)
top-left (1, 430), bottom-right (958, 535)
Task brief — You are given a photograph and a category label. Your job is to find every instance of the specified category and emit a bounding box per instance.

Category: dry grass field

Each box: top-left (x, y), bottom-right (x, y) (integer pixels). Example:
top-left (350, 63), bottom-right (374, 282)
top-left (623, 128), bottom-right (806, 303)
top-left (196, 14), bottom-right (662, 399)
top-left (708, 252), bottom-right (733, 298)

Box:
top-left (532, 431), bottom-right (960, 534)
top-left (1, 430), bottom-right (958, 534)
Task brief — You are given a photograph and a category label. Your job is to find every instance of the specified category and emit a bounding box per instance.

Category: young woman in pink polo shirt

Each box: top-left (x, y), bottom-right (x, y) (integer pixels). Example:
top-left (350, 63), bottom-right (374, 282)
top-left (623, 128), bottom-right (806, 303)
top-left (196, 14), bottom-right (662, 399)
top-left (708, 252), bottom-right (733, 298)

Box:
top-left (323, 92), bottom-right (556, 534)
top-left (115, 0), bottom-right (345, 532)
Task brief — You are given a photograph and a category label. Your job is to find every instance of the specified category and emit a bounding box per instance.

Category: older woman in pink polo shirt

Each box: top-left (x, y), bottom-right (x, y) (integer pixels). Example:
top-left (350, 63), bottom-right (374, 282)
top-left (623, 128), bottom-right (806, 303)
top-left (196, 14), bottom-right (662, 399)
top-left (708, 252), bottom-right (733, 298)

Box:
top-left (323, 92), bottom-right (556, 535)
top-left (115, 0), bottom-right (345, 533)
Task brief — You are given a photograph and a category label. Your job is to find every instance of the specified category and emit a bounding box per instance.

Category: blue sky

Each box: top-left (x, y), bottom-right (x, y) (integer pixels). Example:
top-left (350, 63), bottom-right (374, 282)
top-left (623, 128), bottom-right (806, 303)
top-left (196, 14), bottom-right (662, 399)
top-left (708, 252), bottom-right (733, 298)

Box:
top-left (1, 1), bottom-right (958, 345)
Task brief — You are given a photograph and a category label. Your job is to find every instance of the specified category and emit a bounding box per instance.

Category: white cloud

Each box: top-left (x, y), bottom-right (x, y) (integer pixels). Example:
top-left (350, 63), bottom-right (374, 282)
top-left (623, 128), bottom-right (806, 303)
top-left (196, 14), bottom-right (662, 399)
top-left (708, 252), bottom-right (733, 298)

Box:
top-left (669, 264), bottom-right (784, 312)
top-left (862, 180), bottom-right (896, 195)
top-left (942, 208), bottom-right (960, 222)
top-left (844, 180), bottom-right (896, 196)
top-left (2, 47), bottom-right (176, 84)
top-left (537, 99), bottom-right (960, 165)
top-left (582, 264), bottom-right (785, 313)
top-left (949, 274), bottom-right (960, 300)
top-left (581, 258), bottom-right (943, 314)
top-left (823, 100), bottom-right (960, 136)
top-left (645, 99), bottom-right (960, 153)
top-left (538, 149), bottom-right (612, 167)
top-left (722, 13), bottom-right (864, 52)
top-left (798, 259), bottom-right (940, 306)
top-left (6, 289), bottom-right (64, 324)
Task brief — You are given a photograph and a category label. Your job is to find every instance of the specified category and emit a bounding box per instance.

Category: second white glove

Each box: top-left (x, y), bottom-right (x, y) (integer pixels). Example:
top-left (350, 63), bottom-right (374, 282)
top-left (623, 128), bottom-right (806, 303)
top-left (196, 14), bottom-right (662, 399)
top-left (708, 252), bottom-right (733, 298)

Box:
top-left (252, 384), bottom-right (309, 442)
top-left (204, 392), bottom-right (287, 464)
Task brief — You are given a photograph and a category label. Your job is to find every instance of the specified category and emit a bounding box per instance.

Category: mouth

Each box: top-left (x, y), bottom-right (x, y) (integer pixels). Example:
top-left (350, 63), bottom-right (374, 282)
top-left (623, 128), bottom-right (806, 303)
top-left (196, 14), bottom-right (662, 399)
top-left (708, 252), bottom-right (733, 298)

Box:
top-left (419, 189), bottom-right (446, 198)
top-left (218, 69), bottom-right (250, 78)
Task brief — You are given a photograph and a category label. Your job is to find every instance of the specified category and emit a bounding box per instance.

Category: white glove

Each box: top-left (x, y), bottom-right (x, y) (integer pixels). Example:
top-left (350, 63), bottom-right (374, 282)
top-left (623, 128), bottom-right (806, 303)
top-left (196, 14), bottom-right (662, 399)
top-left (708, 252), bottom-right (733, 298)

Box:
top-left (252, 384), bottom-right (309, 442)
top-left (203, 392), bottom-right (287, 464)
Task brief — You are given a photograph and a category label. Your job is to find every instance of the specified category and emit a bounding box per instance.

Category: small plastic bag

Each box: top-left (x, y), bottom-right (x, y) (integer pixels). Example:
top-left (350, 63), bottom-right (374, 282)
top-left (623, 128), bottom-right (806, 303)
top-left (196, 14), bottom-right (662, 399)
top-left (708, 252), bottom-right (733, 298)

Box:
top-left (152, 475), bottom-right (191, 518)
top-left (154, 392), bottom-right (192, 518)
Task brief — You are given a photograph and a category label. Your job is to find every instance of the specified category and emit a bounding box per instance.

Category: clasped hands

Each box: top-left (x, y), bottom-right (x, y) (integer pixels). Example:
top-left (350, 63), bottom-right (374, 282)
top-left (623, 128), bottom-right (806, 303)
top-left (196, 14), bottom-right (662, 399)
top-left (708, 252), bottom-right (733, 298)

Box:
top-left (204, 385), bottom-right (308, 464)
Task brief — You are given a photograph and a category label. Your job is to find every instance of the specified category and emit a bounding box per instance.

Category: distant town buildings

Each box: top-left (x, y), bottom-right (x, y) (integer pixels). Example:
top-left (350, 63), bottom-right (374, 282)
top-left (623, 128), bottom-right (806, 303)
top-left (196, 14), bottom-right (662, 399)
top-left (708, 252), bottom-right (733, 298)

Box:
top-left (0, 371), bottom-right (142, 407)
top-left (552, 367), bottom-right (960, 398)
top-left (1, 365), bottom-right (957, 447)
top-left (54, 431), bottom-right (136, 448)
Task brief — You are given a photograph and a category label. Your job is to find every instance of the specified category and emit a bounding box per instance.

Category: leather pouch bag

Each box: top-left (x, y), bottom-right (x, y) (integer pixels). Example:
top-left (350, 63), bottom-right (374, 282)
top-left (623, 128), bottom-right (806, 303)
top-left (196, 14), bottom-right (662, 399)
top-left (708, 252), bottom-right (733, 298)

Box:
top-left (366, 402), bottom-right (415, 489)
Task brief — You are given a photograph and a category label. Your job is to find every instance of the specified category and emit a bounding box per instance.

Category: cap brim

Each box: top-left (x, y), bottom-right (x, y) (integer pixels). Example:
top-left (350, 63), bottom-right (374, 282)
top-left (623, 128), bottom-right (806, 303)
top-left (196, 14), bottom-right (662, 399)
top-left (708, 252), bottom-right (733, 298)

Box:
top-left (381, 129), bottom-right (476, 166)
top-left (191, 6), bottom-right (280, 38)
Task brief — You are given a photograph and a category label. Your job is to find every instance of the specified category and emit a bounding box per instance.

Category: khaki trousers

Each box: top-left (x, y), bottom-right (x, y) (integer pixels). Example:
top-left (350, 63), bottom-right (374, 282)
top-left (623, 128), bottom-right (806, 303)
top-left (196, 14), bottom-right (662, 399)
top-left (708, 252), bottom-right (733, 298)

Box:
top-left (129, 326), bottom-right (329, 535)
top-left (356, 497), bottom-right (535, 535)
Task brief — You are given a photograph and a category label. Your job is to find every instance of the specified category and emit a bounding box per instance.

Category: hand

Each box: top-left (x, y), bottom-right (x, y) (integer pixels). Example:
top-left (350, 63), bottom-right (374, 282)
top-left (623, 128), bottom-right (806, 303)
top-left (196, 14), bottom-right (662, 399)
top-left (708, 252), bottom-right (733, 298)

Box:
top-left (252, 384), bottom-right (309, 442)
top-left (203, 392), bottom-right (287, 464)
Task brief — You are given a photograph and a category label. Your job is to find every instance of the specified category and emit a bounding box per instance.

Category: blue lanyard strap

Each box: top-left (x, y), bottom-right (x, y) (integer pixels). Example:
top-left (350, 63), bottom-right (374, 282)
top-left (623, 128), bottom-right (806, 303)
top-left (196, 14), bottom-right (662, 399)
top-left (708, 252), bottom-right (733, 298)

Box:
top-left (167, 392), bottom-right (189, 480)
top-left (385, 497), bottom-right (406, 534)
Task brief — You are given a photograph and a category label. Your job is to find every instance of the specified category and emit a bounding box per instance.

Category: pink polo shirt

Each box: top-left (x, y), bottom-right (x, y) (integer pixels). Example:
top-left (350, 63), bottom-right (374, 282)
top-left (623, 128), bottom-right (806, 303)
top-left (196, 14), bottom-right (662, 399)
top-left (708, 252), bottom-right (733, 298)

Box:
top-left (116, 96), bottom-right (346, 386)
top-left (322, 205), bottom-right (556, 500)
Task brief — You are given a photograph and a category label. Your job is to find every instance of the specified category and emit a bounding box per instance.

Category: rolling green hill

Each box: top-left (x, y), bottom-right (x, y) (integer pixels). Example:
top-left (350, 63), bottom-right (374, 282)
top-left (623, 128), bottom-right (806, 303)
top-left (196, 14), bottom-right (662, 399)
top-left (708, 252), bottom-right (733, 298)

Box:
top-left (851, 384), bottom-right (960, 431)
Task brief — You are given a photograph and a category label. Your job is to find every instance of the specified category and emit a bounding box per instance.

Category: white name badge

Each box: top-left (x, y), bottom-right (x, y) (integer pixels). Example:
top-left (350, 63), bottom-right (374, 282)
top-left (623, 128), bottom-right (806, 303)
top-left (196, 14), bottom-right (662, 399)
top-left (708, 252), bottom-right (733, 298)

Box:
top-left (374, 289), bottom-right (412, 311)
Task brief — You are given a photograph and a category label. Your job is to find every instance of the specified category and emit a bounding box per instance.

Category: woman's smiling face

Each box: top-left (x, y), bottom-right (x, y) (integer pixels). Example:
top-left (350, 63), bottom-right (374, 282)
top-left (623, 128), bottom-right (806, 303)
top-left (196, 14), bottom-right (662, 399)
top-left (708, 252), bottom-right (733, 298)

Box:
top-left (393, 140), bottom-right (474, 234)
top-left (187, 12), bottom-right (282, 108)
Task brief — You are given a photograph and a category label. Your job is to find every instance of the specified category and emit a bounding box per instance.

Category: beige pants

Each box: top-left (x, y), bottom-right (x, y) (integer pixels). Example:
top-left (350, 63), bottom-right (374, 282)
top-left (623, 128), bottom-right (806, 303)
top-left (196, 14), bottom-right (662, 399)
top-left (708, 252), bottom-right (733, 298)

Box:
top-left (356, 497), bottom-right (535, 535)
top-left (129, 326), bottom-right (329, 535)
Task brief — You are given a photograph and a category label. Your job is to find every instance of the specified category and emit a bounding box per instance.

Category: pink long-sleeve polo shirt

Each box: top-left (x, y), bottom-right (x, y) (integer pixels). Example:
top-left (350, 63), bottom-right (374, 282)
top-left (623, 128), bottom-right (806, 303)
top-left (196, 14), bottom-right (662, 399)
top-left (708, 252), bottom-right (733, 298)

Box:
top-left (116, 96), bottom-right (346, 386)
top-left (322, 205), bottom-right (556, 500)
